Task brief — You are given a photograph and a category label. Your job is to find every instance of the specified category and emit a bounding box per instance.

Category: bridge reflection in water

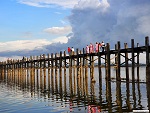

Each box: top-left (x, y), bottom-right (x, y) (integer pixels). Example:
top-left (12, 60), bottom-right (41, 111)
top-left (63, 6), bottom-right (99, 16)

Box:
top-left (0, 66), bottom-right (150, 113)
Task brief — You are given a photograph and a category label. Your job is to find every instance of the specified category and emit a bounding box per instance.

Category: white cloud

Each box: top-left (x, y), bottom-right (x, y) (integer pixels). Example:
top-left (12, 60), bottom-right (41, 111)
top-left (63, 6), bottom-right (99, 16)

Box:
top-left (44, 26), bottom-right (72, 35)
top-left (0, 39), bottom-right (52, 52)
top-left (18, 0), bottom-right (79, 8)
top-left (60, 20), bottom-right (67, 25)
top-left (75, 0), bottom-right (109, 11)
top-left (55, 12), bottom-right (62, 15)
top-left (51, 36), bottom-right (68, 43)
top-left (0, 37), bottom-right (69, 53)
top-left (18, 1), bottom-right (50, 7)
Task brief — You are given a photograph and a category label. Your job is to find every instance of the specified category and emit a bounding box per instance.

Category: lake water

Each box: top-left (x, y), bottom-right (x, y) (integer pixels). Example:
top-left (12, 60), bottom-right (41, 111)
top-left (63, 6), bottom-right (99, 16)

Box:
top-left (0, 66), bottom-right (150, 113)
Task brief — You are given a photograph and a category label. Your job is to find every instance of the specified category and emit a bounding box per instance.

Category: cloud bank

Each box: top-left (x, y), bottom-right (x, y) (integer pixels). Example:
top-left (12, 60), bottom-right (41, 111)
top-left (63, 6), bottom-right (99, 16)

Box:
top-left (68, 0), bottom-right (150, 48)
top-left (1, 0), bottom-right (150, 62)
top-left (0, 36), bottom-right (69, 58)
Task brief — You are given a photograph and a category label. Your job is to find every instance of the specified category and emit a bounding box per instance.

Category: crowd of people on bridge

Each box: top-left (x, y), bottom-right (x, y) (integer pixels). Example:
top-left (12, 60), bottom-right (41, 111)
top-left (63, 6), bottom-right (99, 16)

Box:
top-left (86, 41), bottom-right (105, 53)
top-left (67, 41), bottom-right (105, 54)
top-left (68, 47), bottom-right (74, 55)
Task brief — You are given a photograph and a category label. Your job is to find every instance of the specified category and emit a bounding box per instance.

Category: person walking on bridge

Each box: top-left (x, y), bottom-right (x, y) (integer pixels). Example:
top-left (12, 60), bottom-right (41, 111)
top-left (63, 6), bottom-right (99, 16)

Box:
top-left (101, 41), bottom-right (105, 52)
top-left (95, 42), bottom-right (99, 52)
top-left (90, 43), bottom-right (94, 53)
top-left (86, 45), bottom-right (89, 53)
top-left (68, 47), bottom-right (71, 55)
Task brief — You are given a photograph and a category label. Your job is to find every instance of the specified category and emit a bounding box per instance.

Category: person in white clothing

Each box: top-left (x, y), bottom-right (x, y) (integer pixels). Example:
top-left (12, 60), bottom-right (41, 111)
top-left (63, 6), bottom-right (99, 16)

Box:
top-left (71, 47), bottom-right (74, 52)
top-left (101, 41), bottom-right (105, 52)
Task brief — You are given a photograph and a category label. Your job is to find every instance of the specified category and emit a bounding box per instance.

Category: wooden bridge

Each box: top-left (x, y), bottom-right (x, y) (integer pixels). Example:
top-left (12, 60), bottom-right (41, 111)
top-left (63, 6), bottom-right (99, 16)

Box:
top-left (0, 36), bottom-right (150, 83)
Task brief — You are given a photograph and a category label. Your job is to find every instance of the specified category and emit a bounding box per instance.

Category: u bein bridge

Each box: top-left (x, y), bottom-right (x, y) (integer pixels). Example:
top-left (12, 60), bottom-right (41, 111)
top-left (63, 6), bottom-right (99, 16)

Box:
top-left (0, 36), bottom-right (150, 112)
top-left (0, 36), bottom-right (150, 82)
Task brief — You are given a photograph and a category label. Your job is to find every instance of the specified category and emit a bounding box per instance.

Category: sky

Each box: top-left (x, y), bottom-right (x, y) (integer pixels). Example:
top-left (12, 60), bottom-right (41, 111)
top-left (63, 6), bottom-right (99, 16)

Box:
top-left (0, 0), bottom-right (150, 62)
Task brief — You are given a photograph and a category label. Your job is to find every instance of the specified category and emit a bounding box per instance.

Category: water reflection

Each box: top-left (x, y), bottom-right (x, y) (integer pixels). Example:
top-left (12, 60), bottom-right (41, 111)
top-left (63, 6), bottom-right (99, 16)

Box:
top-left (0, 66), bottom-right (149, 113)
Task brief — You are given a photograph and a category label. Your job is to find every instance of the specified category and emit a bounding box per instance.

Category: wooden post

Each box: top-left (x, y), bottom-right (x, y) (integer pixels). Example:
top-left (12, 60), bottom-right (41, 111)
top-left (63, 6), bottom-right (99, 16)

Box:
top-left (137, 43), bottom-right (139, 82)
top-left (89, 51), bottom-right (93, 81)
top-left (131, 39), bottom-right (135, 82)
top-left (106, 43), bottom-right (111, 81)
top-left (59, 51), bottom-right (62, 68)
top-left (72, 51), bottom-right (76, 94)
top-left (64, 51), bottom-right (67, 68)
top-left (47, 54), bottom-right (50, 75)
top-left (69, 50), bottom-right (73, 94)
top-left (98, 45), bottom-right (102, 82)
top-left (83, 48), bottom-right (85, 67)
top-left (59, 51), bottom-right (62, 93)
top-left (47, 54), bottom-right (50, 67)
top-left (146, 82), bottom-right (150, 111)
top-left (59, 51), bottom-right (62, 80)
top-left (35, 56), bottom-right (37, 69)
top-left (82, 48), bottom-right (85, 91)
top-left (43, 54), bottom-right (46, 68)
top-left (124, 43), bottom-right (129, 81)
top-left (126, 82), bottom-right (131, 110)
top-left (17, 60), bottom-right (20, 84)
top-left (70, 50), bottom-right (73, 67)
top-left (51, 53), bottom-right (54, 92)
top-left (43, 67), bottom-right (46, 90)
top-left (115, 44), bottom-right (117, 78)
top-left (80, 50), bottom-right (83, 81)
top-left (106, 80), bottom-right (112, 112)
top-left (116, 42), bottom-right (121, 81)
top-left (76, 49), bottom-right (80, 78)
top-left (76, 49), bottom-right (79, 66)
top-left (145, 36), bottom-right (150, 83)
top-left (85, 50), bottom-right (88, 78)
top-left (40, 55), bottom-right (42, 68)
top-left (91, 55), bottom-right (95, 82)
top-left (55, 53), bottom-right (58, 92)
top-left (30, 56), bottom-right (33, 68)
top-left (63, 51), bottom-right (67, 95)
top-left (12, 60), bottom-right (15, 82)
top-left (32, 65), bottom-right (35, 89)
top-left (36, 63), bottom-right (39, 90)
top-left (116, 81), bottom-right (122, 112)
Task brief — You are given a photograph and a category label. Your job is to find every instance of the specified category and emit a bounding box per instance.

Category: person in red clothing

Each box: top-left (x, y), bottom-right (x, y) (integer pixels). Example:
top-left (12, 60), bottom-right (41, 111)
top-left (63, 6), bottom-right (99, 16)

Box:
top-left (68, 47), bottom-right (71, 55)
top-left (98, 42), bottom-right (102, 52)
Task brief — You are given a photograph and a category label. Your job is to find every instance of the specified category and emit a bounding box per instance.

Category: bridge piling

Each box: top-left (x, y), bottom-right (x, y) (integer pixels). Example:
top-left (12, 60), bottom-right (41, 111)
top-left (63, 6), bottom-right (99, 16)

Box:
top-left (124, 43), bottom-right (129, 81)
top-left (145, 36), bottom-right (150, 83)
top-left (106, 43), bottom-right (111, 81)
top-left (137, 43), bottom-right (140, 82)
top-left (116, 41), bottom-right (121, 81)
top-left (131, 39), bottom-right (135, 82)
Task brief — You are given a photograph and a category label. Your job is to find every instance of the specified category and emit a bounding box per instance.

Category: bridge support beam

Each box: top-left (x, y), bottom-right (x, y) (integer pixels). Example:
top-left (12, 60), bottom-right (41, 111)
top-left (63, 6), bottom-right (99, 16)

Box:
top-left (145, 36), bottom-right (150, 83)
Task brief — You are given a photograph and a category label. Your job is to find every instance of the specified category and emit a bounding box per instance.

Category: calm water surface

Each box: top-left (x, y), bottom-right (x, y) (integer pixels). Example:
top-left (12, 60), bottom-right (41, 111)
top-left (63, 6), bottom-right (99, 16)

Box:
top-left (0, 67), bottom-right (150, 113)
